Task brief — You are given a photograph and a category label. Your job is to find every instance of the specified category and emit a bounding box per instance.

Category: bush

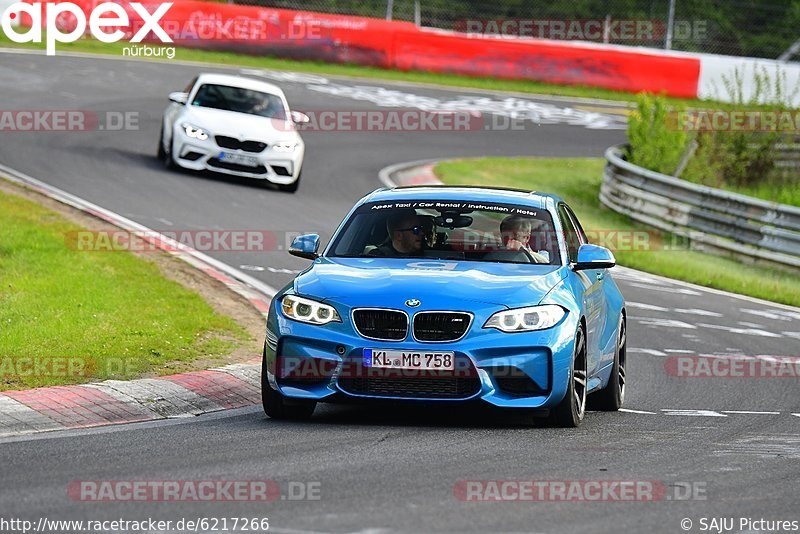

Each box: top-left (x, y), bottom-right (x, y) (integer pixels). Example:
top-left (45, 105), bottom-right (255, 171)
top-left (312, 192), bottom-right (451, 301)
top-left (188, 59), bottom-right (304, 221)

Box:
top-left (628, 73), bottom-right (798, 204)
top-left (626, 93), bottom-right (688, 175)
top-left (685, 65), bottom-right (791, 189)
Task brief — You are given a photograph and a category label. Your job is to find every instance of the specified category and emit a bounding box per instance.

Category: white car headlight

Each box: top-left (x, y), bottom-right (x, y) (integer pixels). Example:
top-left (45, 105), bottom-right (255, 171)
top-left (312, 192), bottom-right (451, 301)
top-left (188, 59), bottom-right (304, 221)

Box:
top-left (273, 141), bottom-right (297, 153)
top-left (182, 123), bottom-right (209, 141)
top-left (484, 305), bottom-right (565, 333)
top-left (281, 295), bottom-right (341, 325)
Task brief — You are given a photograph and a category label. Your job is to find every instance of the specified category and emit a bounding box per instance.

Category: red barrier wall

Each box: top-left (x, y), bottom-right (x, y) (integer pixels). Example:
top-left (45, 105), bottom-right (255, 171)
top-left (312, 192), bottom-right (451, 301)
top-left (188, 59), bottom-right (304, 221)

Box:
top-left (392, 29), bottom-right (700, 98)
top-left (19, 0), bottom-right (701, 98)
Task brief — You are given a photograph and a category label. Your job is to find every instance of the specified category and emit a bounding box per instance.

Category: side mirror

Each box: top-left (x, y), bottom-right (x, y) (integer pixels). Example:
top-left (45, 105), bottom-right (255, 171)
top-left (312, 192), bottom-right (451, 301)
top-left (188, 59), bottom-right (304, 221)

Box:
top-left (572, 244), bottom-right (615, 271)
top-left (290, 111), bottom-right (310, 124)
top-left (289, 234), bottom-right (320, 260)
top-left (169, 92), bottom-right (189, 105)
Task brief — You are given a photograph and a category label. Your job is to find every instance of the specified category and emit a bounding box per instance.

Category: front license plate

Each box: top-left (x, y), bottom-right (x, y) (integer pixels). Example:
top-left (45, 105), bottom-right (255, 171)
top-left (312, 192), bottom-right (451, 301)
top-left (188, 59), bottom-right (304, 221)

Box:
top-left (363, 349), bottom-right (455, 371)
top-left (218, 152), bottom-right (259, 167)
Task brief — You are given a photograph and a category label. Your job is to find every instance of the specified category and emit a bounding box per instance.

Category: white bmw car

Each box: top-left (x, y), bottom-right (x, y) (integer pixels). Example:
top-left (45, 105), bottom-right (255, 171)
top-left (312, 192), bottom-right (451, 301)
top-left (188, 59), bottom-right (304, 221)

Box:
top-left (159, 73), bottom-right (307, 192)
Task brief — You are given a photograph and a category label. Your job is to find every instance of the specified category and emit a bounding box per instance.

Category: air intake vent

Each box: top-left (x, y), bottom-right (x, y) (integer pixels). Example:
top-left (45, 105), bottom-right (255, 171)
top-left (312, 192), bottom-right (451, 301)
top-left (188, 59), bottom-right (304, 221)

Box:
top-left (352, 309), bottom-right (408, 341)
top-left (413, 312), bottom-right (472, 342)
top-left (215, 136), bottom-right (267, 153)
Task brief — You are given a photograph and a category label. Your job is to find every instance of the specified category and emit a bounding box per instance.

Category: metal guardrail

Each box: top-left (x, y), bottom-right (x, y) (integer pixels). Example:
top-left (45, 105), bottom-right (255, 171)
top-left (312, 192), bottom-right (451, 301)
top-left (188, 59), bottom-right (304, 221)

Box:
top-left (600, 145), bottom-right (800, 271)
top-left (774, 142), bottom-right (800, 170)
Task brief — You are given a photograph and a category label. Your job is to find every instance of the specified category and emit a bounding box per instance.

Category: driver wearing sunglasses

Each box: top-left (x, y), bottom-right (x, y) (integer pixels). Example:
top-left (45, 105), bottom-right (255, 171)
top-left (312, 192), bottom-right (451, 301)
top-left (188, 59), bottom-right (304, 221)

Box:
top-left (371, 209), bottom-right (430, 257)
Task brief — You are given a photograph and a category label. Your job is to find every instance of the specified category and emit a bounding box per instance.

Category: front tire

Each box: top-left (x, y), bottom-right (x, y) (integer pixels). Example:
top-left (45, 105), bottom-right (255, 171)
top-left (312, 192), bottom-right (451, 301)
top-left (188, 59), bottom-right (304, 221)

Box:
top-left (261, 344), bottom-right (316, 420)
top-left (589, 316), bottom-right (626, 411)
top-left (551, 326), bottom-right (587, 427)
top-left (158, 126), bottom-right (176, 170)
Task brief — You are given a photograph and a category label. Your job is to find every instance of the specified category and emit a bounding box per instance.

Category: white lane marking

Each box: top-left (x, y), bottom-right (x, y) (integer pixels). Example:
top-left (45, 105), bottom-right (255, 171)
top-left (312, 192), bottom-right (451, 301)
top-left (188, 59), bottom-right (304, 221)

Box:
top-left (305, 83), bottom-right (628, 130)
top-left (700, 353), bottom-right (754, 360)
top-left (793, 414), bottom-right (800, 418)
top-left (239, 265), bottom-right (300, 275)
top-left (619, 408), bottom-right (656, 414)
top-left (266, 267), bottom-right (302, 275)
top-left (627, 282), bottom-right (702, 295)
top-left (714, 434), bottom-right (800, 459)
top-left (635, 317), bottom-right (697, 329)
top-left (737, 321), bottom-right (766, 328)
top-left (241, 69), bottom-right (330, 85)
top-left (696, 323), bottom-right (783, 338)
top-left (783, 332), bottom-right (800, 339)
top-left (742, 308), bottom-right (800, 321)
top-left (629, 348), bottom-right (667, 356)
top-left (662, 409), bottom-right (727, 417)
top-left (627, 302), bottom-right (723, 318)
top-left (614, 266), bottom-right (800, 313)
top-left (664, 349), bottom-right (695, 354)
top-left (740, 308), bottom-right (794, 321)
top-left (721, 411), bottom-right (780, 415)
top-left (626, 301), bottom-right (669, 312)
top-left (673, 308), bottom-right (724, 317)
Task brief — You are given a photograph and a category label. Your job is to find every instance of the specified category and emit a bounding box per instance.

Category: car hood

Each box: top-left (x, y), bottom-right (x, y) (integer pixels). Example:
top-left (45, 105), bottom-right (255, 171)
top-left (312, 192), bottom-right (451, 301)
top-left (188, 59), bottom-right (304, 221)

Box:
top-left (293, 257), bottom-right (567, 309)
top-left (182, 106), bottom-right (300, 142)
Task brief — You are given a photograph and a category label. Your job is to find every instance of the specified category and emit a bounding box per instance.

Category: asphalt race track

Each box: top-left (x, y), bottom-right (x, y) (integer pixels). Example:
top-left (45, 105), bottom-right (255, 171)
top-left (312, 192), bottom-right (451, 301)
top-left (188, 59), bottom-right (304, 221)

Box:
top-left (1, 50), bottom-right (798, 534)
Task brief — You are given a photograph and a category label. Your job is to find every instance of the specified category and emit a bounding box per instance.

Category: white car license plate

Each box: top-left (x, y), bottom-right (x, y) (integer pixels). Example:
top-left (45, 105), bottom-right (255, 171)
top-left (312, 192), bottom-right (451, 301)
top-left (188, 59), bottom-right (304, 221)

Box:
top-left (218, 152), bottom-right (259, 167)
top-left (363, 349), bottom-right (455, 371)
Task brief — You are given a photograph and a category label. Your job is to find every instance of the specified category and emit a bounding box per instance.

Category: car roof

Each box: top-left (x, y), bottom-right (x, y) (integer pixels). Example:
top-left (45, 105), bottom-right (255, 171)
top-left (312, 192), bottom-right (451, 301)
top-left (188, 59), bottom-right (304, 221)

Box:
top-left (362, 185), bottom-right (563, 210)
top-left (194, 73), bottom-right (287, 98)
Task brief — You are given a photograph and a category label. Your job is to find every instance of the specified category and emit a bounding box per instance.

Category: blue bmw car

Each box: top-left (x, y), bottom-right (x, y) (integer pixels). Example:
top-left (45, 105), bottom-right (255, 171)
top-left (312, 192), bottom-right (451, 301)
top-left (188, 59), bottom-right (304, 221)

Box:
top-left (262, 186), bottom-right (626, 427)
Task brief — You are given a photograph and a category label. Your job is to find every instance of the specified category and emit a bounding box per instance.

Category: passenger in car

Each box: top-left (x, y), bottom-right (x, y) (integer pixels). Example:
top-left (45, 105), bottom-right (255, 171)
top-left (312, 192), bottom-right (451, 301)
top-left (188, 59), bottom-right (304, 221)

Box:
top-left (500, 215), bottom-right (550, 264)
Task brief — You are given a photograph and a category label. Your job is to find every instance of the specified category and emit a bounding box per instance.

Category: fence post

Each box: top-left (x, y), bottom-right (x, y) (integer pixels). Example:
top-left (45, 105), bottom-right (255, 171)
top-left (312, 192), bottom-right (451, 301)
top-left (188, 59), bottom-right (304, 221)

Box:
top-left (665, 0), bottom-right (676, 49)
top-left (386, 0), bottom-right (394, 21)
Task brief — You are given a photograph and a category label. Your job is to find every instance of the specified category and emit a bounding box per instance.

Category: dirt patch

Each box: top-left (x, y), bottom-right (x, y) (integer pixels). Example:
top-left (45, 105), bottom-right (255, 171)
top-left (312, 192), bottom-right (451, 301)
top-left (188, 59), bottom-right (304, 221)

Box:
top-left (0, 177), bottom-right (266, 374)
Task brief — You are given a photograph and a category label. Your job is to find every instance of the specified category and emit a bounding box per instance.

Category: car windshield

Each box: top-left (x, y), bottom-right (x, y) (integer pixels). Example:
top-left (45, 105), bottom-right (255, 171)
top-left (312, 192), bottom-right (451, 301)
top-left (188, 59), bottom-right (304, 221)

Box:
top-left (329, 200), bottom-right (561, 265)
top-left (191, 84), bottom-right (287, 119)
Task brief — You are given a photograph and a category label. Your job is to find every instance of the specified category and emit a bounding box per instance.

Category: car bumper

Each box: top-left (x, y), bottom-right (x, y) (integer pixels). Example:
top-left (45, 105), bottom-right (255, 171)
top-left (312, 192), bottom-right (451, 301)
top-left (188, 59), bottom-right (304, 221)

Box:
top-left (172, 129), bottom-right (304, 184)
top-left (264, 304), bottom-right (579, 410)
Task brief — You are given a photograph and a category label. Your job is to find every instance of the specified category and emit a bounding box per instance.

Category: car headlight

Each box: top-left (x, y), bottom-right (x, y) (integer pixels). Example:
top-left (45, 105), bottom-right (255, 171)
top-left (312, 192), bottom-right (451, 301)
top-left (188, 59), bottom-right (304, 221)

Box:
top-left (483, 305), bottom-right (565, 333)
top-left (182, 123), bottom-right (209, 141)
top-left (273, 141), bottom-right (297, 153)
top-left (281, 295), bottom-right (341, 325)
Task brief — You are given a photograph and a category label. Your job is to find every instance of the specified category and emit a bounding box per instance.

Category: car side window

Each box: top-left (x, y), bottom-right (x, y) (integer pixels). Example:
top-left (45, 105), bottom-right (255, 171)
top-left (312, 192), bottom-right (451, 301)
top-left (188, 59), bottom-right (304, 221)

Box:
top-left (557, 204), bottom-right (581, 263)
top-left (563, 205), bottom-right (588, 245)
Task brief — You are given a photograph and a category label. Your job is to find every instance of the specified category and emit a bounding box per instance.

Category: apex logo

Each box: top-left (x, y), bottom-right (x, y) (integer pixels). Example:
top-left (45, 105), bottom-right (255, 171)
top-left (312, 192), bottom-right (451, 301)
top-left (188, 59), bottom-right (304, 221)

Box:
top-left (1, 2), bottom-right (173, 55)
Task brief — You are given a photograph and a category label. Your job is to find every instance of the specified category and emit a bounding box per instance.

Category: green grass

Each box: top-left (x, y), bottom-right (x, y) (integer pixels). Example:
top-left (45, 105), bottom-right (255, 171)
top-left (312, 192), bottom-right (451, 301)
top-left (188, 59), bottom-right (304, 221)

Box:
top-left (0, 187), bottom-right (250, 390)
top-left (435, 157), bottom-right (800, 308)
top-left (680, 172), bottom-right (800, 207)
top-left (0, 33), bottom-right (695, 107)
